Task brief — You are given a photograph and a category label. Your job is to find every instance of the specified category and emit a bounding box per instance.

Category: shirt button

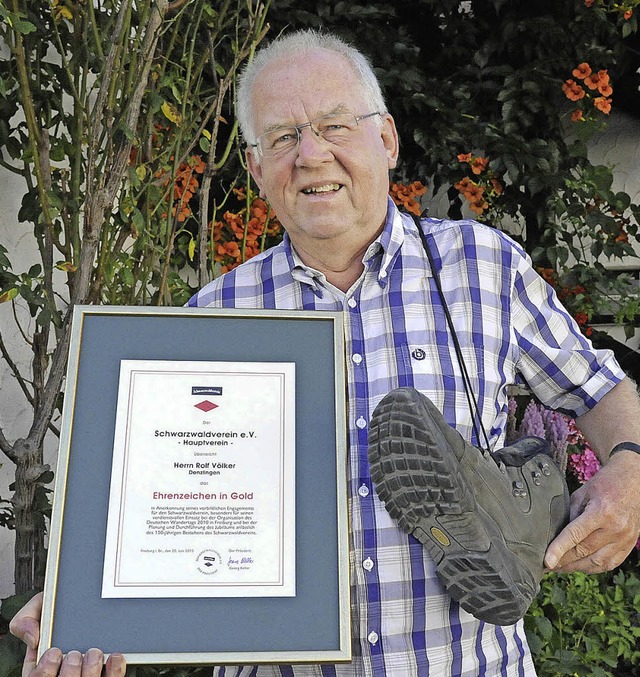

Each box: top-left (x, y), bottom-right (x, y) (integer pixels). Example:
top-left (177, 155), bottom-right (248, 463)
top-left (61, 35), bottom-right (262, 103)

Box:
top-left (367, 631), bottom-right (379, 645)
top-left (352, 353), bottom-right (363, 365)
top-left (347, 298), bottom-right (357, 308)
top-left (356, 417), bottom-right (367, 429)
top-left (358, 484), bottom-right (370, 497)
top-left (362, 557), bottom-right (375, 571)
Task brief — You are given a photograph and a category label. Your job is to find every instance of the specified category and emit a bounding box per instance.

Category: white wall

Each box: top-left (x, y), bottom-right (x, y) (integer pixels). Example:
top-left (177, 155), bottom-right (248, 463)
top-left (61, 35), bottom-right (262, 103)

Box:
top-left (590, 112), bottom-right (640, 258)
top-left (583, 112), bottom-right (640, 351)
top-left (0, 110), bottom-right (639, 599)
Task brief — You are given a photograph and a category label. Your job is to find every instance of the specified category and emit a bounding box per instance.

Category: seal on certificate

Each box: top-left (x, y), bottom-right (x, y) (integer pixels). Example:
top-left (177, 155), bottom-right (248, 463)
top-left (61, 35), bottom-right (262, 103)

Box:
top-left (196, 548), bottom-right (221, 575)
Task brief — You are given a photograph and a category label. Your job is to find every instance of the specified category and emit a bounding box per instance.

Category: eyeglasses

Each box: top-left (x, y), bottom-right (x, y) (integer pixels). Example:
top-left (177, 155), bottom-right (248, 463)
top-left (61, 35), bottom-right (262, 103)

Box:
top-left (251, 111), bottom-right (382, 158)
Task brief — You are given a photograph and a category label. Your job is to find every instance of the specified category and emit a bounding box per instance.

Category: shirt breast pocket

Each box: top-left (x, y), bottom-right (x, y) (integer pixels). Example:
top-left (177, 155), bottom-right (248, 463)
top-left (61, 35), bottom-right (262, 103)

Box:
top-left (401, 340), bottom-right (495, 414)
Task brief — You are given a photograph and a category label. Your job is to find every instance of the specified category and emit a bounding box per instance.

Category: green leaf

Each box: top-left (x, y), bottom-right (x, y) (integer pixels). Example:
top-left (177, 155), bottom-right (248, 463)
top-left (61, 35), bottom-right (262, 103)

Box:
top-left (120, 267), bottom-right (134, 287)
top-left (0, 287), bottom-right (18, 304)
top-left (36, 308), bottom-right (51, 327)
top-left (146, 92), bottom-right (165, 114)
top-left (622, 20), bottom-right (634, 38)
top-left (613, 191), bottom-right (631, 211)
top-left (590, 240), bottom-right (603, 258)
top-left (170, 84), bottom-right (183, 105)
top-left (131, 207), bottom-right (144, 234)
top-left (46, 192), bottom-right (63, 209)
top-left (535, 615), bottom-right (554, 641)
top-left (591, 667), bottom-right (611, 677)
top-left (12, 18), bottom-right (36, 35)
top-left (37, 470), bottom-right (54, 484)
top-left (524, 626), bottom-right (544, 654)
top-left (49, 140), bottom-right (67, 163)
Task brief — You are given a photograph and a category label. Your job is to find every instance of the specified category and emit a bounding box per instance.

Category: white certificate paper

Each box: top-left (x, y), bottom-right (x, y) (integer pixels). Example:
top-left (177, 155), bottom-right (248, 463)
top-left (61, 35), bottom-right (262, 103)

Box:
top-left (101, 360), bottom-right (295, 598)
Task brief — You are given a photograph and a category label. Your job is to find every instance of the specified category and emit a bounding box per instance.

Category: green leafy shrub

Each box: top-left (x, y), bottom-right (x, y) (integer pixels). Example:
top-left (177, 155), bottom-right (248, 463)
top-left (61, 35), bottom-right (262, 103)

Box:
top-left (526, 561), bottom-right (640, 676)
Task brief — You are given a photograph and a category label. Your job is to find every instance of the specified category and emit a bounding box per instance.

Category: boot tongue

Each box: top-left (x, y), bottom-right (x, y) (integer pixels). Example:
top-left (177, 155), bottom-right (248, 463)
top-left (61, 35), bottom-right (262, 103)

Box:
top-left (492, 436), bottom-right (550, 467)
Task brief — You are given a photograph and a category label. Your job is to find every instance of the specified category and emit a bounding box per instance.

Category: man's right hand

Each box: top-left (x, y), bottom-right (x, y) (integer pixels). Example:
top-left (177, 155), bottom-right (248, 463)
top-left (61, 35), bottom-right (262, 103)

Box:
top-left (9, 593), bottom-right (126, 677)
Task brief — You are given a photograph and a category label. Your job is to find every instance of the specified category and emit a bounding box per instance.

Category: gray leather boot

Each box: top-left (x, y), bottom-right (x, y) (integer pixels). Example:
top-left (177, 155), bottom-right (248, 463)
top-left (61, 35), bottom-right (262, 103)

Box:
top-left (368, 387), bottom-right (570, 626)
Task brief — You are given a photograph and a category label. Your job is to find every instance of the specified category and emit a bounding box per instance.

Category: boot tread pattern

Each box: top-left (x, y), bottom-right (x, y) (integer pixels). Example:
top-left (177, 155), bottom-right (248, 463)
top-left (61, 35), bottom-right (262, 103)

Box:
top-left (368, 388), bottom-right (541, 626)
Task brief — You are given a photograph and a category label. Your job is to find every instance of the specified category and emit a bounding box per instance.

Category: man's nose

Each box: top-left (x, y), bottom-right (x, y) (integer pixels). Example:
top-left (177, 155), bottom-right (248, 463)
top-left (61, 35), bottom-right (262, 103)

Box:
top-left (295, 125), bottom-right (333, 164)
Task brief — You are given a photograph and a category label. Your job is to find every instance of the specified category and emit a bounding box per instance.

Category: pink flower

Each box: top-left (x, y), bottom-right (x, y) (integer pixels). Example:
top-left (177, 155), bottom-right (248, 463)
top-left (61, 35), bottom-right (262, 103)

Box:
top-left (564, 417), bottom-right (601, 483)
top-left (541, 409), bottom-right (569, 472)
top-left (520, 401), bottom-right (545, 439)
top-left (569, 446), bottom-right (601, 483)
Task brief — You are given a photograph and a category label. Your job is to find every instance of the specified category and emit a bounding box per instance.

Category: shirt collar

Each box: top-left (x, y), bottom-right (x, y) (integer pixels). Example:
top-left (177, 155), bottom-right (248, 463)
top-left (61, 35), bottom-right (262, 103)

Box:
top-left (363, 197), bottom-right (407, 285)
top-left (286, 234), bottom-right (326, 294)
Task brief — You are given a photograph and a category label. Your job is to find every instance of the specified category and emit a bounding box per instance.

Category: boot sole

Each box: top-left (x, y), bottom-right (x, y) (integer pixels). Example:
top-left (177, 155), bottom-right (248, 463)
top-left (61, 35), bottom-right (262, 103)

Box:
top-left (368, 389), bottom-right (537, 626)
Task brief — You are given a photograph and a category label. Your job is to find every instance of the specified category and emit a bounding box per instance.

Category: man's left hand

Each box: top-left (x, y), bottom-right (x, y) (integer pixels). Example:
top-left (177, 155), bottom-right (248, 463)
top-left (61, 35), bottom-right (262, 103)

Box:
top-left (544, 450), bottom-right (640, 573)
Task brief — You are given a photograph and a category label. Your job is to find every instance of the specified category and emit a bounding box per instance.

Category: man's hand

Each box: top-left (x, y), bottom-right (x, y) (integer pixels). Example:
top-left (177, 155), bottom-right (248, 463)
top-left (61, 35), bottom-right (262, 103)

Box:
top-left (21, 649), bottom-right (125, 677)
top-left (9, 592), bottom-right (126, 677)
top-left (544, 451), bottom-right (640, 573)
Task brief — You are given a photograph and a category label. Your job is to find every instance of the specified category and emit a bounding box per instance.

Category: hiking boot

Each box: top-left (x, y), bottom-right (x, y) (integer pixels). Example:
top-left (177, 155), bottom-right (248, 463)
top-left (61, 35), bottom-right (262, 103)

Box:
top-left (368, 387), bottom-right (570, 626)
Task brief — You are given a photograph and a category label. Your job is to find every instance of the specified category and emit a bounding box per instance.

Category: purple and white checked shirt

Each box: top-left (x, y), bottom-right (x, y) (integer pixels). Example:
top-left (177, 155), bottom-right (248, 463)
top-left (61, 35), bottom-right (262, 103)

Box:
top-left (188, 199), bottom-right (624, 677)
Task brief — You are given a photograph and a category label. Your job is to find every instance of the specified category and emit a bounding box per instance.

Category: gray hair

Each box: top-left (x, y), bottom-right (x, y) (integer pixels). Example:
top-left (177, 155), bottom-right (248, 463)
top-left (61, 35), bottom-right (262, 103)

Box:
top-left (236, 29), bottom-right (387, 145)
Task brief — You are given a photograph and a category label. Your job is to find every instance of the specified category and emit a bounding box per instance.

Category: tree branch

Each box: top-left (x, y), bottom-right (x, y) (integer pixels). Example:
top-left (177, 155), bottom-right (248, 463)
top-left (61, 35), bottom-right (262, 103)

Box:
top-left (0, 329), bottom-right (33, 407)
top-left (0, 425), bottom-right (17, 461)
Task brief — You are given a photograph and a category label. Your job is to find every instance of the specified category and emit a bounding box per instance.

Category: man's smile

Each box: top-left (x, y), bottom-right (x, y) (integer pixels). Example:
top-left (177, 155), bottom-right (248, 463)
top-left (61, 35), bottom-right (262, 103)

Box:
top-left (301, 183), bottom-right (343, 195)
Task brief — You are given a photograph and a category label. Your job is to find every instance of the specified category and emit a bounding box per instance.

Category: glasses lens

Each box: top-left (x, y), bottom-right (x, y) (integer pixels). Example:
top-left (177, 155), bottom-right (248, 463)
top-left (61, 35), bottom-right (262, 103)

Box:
top-left (315, 113), bottom-right (358, 143)
top-left (259, 127), bottom-right (299, 156)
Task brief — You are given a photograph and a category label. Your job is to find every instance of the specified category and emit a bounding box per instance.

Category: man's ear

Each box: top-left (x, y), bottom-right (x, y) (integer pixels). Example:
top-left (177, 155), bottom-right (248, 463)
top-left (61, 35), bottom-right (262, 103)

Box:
top-left (381, 114), bottom-right (400, 170)
top-left (246, 147), bottom-right (265, 196)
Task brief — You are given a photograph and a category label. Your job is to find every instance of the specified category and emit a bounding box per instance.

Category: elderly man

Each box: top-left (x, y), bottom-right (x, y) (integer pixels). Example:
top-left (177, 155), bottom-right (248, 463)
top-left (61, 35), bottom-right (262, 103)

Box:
top-left (12, 28), bottom-right (640, 677)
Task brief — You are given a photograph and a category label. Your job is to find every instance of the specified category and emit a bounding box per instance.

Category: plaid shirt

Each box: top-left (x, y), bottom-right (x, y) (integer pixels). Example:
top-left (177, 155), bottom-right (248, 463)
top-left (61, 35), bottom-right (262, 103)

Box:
top-left (188, 199), bottom-right (623, 677)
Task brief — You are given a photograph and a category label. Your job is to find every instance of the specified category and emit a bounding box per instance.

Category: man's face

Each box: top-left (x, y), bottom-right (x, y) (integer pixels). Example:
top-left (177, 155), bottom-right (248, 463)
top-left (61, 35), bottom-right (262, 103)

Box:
top-left (246, 49), bottom-right (399, 258)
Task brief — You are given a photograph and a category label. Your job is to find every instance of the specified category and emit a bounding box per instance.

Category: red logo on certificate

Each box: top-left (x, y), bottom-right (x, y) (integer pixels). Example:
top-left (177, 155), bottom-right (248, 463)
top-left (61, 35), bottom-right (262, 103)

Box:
top-left (194, 400), bottom-right (218, 412)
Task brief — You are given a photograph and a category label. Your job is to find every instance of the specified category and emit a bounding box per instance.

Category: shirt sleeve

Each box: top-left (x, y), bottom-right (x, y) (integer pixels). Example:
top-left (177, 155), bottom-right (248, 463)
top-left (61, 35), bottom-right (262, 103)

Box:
top-left (509, 243), bottom-right (625, 417)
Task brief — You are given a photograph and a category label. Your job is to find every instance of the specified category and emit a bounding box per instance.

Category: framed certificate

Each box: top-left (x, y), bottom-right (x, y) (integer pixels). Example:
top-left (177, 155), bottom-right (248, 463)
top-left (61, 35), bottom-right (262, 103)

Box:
top-left (40, 306), bottom-right (350, 665)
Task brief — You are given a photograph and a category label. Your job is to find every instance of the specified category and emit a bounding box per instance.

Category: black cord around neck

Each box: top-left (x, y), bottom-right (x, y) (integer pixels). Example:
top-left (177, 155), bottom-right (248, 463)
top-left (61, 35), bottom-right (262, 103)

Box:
top-left (411, 214), bottom-right (492, 454)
